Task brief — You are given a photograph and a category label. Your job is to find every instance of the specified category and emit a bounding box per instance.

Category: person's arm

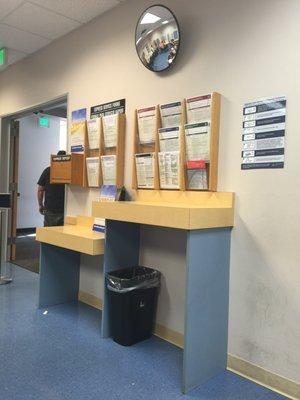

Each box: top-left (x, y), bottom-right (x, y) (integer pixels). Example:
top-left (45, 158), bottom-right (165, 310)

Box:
top-left (37, 185), bottom-right (45, 215)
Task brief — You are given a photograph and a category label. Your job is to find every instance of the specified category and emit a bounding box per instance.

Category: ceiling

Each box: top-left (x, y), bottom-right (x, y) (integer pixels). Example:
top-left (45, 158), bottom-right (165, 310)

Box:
top-left (0, 0), bottom-right (125, 72)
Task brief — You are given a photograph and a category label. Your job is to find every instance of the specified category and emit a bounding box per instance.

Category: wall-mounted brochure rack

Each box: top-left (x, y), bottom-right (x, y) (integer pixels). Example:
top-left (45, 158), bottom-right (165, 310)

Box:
top-left (132, 93), bottom-right (221, 192)
top-left (99, 113), bottom-right (126, 189)
top-left (184, 92), bottom-right (221, 191)
top-left (50, 153), bottom-right (86, 186)
top-left (132, 106), bottom-right (160, 190)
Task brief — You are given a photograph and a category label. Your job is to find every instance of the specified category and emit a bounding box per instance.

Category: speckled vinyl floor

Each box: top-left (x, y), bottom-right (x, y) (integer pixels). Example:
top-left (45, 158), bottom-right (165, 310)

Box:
top-left (0, 265), bottom-right (288, 400)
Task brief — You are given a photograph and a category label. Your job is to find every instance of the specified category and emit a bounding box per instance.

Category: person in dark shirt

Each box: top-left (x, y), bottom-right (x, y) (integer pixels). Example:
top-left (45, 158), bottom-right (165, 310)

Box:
top-left (37, 150), bottom-right (66, 227)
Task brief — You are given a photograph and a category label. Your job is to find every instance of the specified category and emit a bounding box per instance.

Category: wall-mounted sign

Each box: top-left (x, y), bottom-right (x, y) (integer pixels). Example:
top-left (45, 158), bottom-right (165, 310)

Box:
top-left (90, 99), bottom-right (125, 119)
top-left (0, 48), bottom-right (6, 66)
top-left (70, 108), bottom-right (86, 152)
top-left (39, 115), bottom-right (49, 128)
top-left (241, 96), bottom-right (286, 170)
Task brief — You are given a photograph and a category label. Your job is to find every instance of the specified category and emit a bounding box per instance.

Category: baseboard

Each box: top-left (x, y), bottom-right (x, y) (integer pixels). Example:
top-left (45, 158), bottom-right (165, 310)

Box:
top-left (78, 291), bottom-right (299, 399)
top-left (227, 354), bottom-right (299, 400)
top-left (78, 291), bottom-right (103, 310)
top-left (154, 323), bottom-right (184, 348)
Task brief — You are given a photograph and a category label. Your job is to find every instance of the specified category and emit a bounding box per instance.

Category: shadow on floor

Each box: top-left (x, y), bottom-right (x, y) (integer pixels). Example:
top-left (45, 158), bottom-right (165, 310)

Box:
top-left (13, 229), bottom-right (39, 274)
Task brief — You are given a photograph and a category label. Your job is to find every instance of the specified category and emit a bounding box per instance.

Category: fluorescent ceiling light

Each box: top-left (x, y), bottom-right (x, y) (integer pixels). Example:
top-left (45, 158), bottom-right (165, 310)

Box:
top-left (147, 30), bottom-right (153, 35)
top-left (140, 12), bottom-right (161, 24)
top-left (136, 37), bottom-right (142, 45)
top-left (162, 20), bottom-right (169, 25)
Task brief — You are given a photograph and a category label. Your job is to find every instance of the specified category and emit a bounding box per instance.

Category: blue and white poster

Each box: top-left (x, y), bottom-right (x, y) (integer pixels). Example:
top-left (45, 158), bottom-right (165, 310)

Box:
top-left (71, 108), bottom-right (86, 152)
top-left (241, 96), bottom-right (286, 170)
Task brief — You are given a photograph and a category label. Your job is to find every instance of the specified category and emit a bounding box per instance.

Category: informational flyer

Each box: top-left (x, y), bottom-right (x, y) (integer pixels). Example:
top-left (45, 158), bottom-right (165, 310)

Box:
top-left (86, 157), bottom-right (100, 187)
top-left (101, 155), bottom-right (116, 185)
top-left (187, 169), bottom-right (208, 190)
top-left (99, 185), bottom-right (118, 202)
top-left (186, 94), bottom-right (211, 124)
top-left (90, 99), bottom-right (125, 118)
top-left (242, 96), bottom-right (286, 169)
top-left (159, 126), bottom-right (180, 152)
top-left (135, 153), bottom-right (155, 189)
top-left (185, 122), bottom-right (211, 161)
top-left (158, 151), bottom-right (180, 189)
top-left (160, 101), bottom-right (182, 128)
top-left (87, 118), bottom-right (101, 150)
top-left (71, 108), bottom-right (86, 152)
top-left (137, 106), bottom-right (156, 144)
top-left (102, 114), bottom-right (118, 148)
top-left (92, 217), bottom-right (106, 233)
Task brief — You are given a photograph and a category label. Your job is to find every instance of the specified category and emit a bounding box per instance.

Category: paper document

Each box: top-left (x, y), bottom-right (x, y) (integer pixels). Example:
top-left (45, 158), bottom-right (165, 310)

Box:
top-left (137, 106), bottom-right (156, 144)
top-left (86, 157), bottom-right (100, 187)
top-left (159, 126), bottom-right (180, 152)
top-left (71, 108), bottom-right (86, 152)
top-left (87, 118), bottom-right (101, 150)
top-left (135, 153), bottom-right (155, 188)
top-left (103, 114), bottom-right (118, 148)
top-left (158, 151), bottom-right (180, 189)
top-left (186, 94), bottom-right (211, 123)
top-left (101, 155), bottom-right (116, 186)
top-left (187, 169), bottom-right (208, 190)
top-left (160, 101), bottom-right (182, 128)
top-left (185, 122), bottom-right (211, 161)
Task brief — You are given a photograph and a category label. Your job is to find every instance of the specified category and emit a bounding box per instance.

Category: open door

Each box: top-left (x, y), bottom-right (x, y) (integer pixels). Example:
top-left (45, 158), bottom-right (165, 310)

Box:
top-left (9, 120), bottom-right (19, 261)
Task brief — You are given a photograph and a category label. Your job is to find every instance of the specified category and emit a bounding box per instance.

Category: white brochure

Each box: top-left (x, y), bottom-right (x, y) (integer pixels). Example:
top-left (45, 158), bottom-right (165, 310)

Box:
top-left (137, 106), bottom-right (156, 144)
top-left (159, 126), bottom-right (180, 152)
top-left (87, 118), bottom-right (101, 150)
top-left (135, 153), bottom-right (155, 189)
top-left (186, 94), bottom-right (212, 123)
top-left (187, 169), bottom-right (208, 190)
top-left (86, 157), bottom-right (100, 187)
top-left (101, 155), bottom-right (117, 185)
top-left (103, 114), bottom-right (118, 148)
top-left (185, 122), bottom-right (211, 161)
top-left (158, 151), bottom-right (180, 189)
top-left (160, 101), bottom-right (182, 128)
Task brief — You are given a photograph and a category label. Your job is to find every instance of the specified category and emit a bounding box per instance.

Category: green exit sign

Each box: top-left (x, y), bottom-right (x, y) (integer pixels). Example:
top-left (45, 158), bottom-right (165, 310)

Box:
top-left (0, 48), bottom-right (6, 66)
top-left (39, 116), bottom-right (49, 128)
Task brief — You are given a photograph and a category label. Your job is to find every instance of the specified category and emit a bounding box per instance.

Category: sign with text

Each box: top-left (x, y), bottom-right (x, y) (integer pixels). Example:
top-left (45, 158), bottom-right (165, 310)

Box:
top-left (90, 99), bottom-right (125, 118)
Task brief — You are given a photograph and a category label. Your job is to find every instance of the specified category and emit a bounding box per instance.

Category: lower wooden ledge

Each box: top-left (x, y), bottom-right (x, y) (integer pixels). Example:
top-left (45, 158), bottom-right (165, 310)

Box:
top-left (78, 291), bottom-right (298, 399)
top-left (227, 354), bottom-right (299, 400)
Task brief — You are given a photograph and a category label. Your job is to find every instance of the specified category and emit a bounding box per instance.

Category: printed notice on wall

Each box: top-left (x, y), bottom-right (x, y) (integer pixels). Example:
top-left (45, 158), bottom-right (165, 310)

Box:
top-left (71, 108), bottom-right (86, 152)
top-left (242, 96), bottom-right (286, 170)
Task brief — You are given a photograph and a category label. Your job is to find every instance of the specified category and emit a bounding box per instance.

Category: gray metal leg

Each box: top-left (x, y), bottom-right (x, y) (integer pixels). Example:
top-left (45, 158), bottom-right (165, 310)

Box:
top-left (38, 243), bottom-right (80, 308)
top-left (101, 220), bottom-right (140, 338)
top-left (183, 228), bottom-right (231, 393)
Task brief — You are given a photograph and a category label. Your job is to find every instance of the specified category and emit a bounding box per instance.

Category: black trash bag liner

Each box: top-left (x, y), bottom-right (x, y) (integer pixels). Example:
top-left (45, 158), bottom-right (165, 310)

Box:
top-left (106, 266), bottom-right (160, 293)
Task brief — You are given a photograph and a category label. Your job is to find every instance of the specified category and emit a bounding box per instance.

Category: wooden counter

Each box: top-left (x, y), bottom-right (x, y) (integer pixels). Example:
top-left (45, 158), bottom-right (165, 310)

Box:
top-left (36, 224), bottom-right (105, 256)
top-left (92, 191), bottom-right (234, 230)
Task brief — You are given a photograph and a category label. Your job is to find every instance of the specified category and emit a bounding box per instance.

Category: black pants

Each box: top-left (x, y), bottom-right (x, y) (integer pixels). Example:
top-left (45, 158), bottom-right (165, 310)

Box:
top-left (44, 211), bottom-right (64, 227)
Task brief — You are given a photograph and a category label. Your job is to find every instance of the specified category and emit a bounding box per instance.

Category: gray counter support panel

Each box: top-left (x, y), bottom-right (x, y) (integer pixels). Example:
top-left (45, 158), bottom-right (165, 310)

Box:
top-left (38, 243), bottom-right (80, 308)
top-left (183, 228), bottom-right (231, 393)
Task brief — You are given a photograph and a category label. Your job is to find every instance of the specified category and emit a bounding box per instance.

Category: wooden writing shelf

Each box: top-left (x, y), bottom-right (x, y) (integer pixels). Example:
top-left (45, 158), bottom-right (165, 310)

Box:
top-left (92, 190), bottom-right (234, 230)
top-left (36, 216), bottom-right (104, 255)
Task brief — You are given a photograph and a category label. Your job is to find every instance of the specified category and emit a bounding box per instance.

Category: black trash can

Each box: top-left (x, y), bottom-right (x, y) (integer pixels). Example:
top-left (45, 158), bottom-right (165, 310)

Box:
top-left (106, 266), bottom-right (161, 346)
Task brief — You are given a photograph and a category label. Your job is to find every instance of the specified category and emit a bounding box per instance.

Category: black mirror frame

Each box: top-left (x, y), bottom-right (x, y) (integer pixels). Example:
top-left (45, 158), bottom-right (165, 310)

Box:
top-left (135, 4), bottom-right (181, 73)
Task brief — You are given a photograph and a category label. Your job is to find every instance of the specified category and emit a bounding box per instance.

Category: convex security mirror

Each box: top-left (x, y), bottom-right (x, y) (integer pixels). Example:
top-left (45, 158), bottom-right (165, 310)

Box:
top-left (135, 5), bottom-right (180, 72)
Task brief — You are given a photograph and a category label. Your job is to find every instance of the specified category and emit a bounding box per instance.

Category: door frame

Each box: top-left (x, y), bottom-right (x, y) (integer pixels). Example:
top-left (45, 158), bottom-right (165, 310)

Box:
top-left (0, 94), bottom-right (68, 262)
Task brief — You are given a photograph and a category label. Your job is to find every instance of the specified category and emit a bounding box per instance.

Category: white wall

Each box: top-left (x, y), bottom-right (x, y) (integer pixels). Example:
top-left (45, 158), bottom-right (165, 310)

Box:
top-left (0, 0), bottom-right (299, 383)
top-left (17, 115), bottom-right (66, 229)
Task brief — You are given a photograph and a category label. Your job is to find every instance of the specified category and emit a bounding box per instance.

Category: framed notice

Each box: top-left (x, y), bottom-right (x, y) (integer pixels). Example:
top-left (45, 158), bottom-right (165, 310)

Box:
top-left (242, 96), bottom-right (286, 169)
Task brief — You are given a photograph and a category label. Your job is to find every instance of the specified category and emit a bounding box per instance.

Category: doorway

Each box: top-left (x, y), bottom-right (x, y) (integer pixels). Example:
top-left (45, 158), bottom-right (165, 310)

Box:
top-left (1, 96), bottom-right (68, 274)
